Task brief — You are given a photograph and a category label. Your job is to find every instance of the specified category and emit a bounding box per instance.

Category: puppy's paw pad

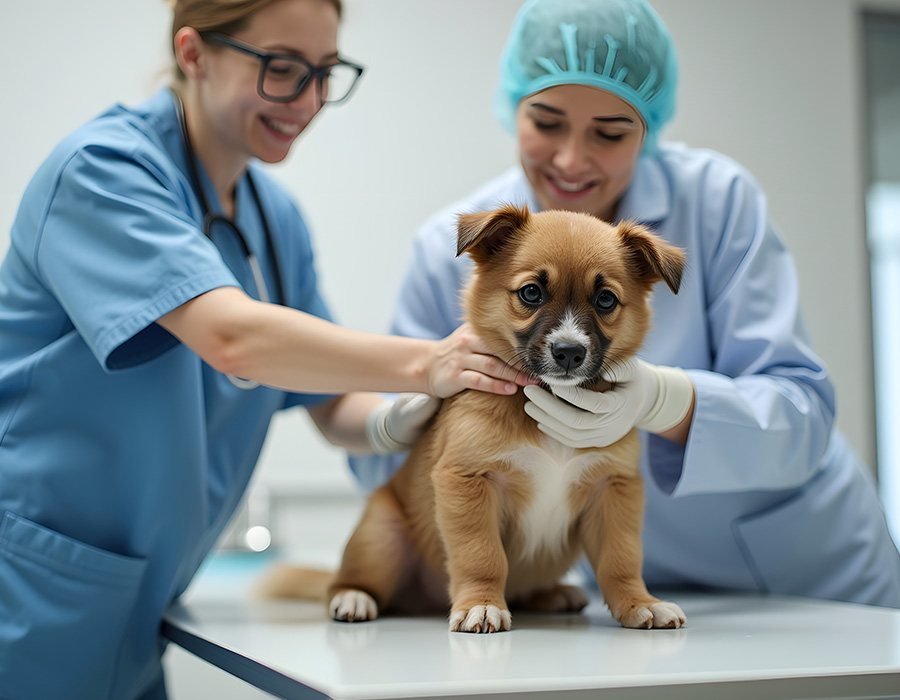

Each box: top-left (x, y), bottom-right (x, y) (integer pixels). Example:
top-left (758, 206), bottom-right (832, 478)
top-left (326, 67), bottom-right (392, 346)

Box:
top-left (648, 601), bottom-right (686, 629)
top-left (449, 605), bottom-right (511, 633)
top-left (329, 590), bottom-right (378, 622)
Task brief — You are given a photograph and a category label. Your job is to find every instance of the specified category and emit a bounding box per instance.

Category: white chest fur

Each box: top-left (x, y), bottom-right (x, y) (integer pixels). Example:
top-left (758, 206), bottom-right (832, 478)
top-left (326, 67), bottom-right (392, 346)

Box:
top-left (499, 438), bottom-right (608, 561)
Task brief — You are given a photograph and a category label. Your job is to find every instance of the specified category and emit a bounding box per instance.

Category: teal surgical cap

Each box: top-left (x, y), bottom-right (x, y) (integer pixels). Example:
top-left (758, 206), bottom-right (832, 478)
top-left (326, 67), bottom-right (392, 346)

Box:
top-left (496, 0), bottom-right (678, 153)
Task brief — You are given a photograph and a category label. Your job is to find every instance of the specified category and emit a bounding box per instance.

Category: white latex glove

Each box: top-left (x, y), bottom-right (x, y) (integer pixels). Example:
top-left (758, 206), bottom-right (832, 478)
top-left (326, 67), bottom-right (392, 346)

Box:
top-left (523, 358), bottom-right (694, 449)
top-left (366, 393), bottom-right (443, 454)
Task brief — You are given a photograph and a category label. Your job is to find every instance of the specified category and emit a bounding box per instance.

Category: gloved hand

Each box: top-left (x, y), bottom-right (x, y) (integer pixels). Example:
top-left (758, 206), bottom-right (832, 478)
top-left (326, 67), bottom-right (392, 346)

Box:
top-left (366, 393), bottom-right (443, 454)
top-left (523, 358), bottom-right (694, 449)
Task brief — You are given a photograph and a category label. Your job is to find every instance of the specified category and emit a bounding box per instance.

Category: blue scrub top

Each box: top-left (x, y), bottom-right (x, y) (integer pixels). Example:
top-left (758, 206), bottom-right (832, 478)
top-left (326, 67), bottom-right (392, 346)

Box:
top-left (349, 145), bottom-right (900, 610)
top-left (0, 89), bottom-right (334, 700)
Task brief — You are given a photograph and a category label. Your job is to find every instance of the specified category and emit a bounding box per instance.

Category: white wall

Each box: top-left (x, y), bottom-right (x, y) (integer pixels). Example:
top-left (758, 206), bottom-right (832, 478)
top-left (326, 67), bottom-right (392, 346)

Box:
top-left (1, 0), bottom-right (893, 538)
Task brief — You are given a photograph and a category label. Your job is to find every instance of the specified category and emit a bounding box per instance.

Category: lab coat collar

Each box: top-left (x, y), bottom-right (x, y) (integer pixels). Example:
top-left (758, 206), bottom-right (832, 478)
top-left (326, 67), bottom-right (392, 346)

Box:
top-left (616, 153), bottom-right (671, 226)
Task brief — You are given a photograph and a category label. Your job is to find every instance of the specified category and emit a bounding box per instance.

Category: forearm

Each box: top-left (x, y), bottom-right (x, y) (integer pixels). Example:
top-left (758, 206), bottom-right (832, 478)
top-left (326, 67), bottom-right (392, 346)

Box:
top-left (159, 287), bottom-right (434, 395)
top-left (308, 393), bottom-right (384, 453)
top-left (221, 306), bottom-right (435, 394)
top-left (159, 287), bottom-right (529, 398)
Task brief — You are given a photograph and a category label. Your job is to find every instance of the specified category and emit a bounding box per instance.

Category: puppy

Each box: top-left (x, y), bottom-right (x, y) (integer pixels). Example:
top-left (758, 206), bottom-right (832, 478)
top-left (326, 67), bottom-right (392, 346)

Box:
top-left (267, 204), bottom-right (686, 632)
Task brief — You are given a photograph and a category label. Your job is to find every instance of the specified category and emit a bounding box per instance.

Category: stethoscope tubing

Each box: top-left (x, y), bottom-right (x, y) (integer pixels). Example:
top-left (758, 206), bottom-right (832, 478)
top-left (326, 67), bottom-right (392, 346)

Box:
top-left (174, 91), bottom-right (284, 390)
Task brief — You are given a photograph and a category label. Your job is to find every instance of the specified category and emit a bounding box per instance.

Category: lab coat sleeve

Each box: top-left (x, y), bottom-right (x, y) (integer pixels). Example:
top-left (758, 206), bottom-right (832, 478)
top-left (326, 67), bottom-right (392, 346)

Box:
top-left (347, 212), bottom-right (466, 492)
top-left (662, 169), bottom-right (837, 498)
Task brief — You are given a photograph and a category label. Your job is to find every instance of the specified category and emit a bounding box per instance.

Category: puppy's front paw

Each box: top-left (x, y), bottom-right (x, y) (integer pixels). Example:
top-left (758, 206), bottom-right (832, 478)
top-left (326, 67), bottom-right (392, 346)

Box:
top-left (449, 605), bottom-right (512, 633)
top-left (648, 601), bottom-right (686, 628)
top-left (329, 589), bottom-right (378, 623)
top-left (616, 600), bottom-right (685, 629)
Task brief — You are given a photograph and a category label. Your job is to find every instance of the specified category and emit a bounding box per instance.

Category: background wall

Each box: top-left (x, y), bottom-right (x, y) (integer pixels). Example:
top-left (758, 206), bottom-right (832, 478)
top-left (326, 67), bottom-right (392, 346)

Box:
top-left (3, 0), bottom-right (891, 497)
top-left (3, 0), bottom-right (896, 556)
top-left (4, 1), bottom-right (899, 697)
top-left (4, 0), bottom-right (896, 552)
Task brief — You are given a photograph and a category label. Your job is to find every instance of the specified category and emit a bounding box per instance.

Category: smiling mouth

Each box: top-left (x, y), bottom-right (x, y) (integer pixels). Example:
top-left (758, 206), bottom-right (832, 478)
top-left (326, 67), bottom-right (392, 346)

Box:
top-left (261, 115), bottom-right (302, 137)
top-left (547, 175), bottom-right (596, 195)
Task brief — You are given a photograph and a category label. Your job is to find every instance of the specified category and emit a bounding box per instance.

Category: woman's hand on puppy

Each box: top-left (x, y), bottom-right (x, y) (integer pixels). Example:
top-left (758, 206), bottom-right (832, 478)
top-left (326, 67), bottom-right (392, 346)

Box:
top-left (365, 324), bottom-right (538, 453)
top-left (426, 323), bottom-right (537, 399)
top-left (523, 358), bottom-right (695, 448)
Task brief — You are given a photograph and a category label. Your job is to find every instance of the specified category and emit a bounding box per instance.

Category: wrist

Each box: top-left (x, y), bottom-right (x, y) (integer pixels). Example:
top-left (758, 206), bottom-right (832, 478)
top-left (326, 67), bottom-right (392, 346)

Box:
top-left (406, 338), bottom-right (434, 396)
top-left (636, 366), bottom-right (694, 434)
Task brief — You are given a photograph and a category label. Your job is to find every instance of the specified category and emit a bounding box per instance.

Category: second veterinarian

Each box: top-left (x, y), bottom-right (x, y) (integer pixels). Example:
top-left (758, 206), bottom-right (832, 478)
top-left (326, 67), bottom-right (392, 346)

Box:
top-left (349, 0), bottom-right (900, 608)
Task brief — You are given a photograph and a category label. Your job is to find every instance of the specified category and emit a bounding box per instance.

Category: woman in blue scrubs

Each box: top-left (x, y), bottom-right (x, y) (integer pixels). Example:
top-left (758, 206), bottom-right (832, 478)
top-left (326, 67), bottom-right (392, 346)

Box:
top-left (0, 1), bottom-right (532, 698)
top-left (349, 0), bottom-right (900, 609)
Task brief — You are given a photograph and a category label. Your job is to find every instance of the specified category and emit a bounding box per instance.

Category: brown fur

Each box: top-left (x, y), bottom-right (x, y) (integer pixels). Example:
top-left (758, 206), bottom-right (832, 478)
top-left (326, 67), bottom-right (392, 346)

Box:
top-left (261, 205), bottom-right (687, 632)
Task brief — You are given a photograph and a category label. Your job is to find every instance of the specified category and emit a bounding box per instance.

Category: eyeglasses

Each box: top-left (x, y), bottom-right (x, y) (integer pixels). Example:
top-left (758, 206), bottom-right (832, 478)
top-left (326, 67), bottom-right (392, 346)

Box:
top-left (201, 32), bottom-right (364, 104)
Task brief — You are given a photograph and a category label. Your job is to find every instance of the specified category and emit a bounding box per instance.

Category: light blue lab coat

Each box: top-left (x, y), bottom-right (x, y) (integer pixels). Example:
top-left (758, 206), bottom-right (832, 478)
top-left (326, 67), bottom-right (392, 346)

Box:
top-left (349, 146), bottom-right (900, 608)
top-left (0, 89), bottom-right (334, 699)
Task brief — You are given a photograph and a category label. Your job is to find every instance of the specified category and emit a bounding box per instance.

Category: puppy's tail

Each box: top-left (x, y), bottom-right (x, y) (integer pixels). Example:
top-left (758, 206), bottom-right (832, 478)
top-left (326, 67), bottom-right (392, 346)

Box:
top-left (254, 562), bottom-right (334, 601)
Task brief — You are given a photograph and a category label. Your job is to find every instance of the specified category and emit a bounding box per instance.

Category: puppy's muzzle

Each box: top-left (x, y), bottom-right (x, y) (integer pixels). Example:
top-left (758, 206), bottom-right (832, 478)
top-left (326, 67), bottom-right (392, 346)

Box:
top-left (551, 342), bottom-right (586, 372)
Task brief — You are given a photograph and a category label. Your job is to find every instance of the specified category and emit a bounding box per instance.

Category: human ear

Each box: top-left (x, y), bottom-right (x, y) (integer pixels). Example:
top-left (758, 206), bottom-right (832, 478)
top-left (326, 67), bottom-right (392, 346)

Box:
top-left (174, 27), bottom-right (206, 81)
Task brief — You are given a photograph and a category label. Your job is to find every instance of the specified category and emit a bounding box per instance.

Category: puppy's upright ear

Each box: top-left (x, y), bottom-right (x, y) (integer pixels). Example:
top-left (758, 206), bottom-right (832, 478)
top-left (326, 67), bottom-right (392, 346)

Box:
top-left (618, 221), bottom-right (686, 294)
top-left (456, 204), bottom-right (531, 262)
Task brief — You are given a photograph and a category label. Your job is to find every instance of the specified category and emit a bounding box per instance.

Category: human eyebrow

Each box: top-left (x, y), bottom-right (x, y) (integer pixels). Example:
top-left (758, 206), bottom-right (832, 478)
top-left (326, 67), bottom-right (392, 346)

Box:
top-left (529, 102), bottom-right (565, 116)
top-left (592, 115), bottom-right (636, 125)
top-left (269, 45), bottom-right (340, 62)
top-left (529, 103), bottom-right (636, 125)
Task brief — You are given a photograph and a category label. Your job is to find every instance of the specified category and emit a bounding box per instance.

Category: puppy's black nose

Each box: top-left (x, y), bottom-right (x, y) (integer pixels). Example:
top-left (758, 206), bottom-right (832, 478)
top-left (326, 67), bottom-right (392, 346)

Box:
top-left (551, 342), bottom-right (586, 372)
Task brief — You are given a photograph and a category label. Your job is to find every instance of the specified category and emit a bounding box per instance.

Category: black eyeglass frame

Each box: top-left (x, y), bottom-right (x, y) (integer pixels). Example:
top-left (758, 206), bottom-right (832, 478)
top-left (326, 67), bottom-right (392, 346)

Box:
top-left (200, 31), bottom-right (364, 104)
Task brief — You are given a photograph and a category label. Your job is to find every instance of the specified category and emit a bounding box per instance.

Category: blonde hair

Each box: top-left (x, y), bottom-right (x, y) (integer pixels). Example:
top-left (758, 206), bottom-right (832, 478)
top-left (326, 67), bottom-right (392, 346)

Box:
top-left (168, 0), bottom-right (343, 83)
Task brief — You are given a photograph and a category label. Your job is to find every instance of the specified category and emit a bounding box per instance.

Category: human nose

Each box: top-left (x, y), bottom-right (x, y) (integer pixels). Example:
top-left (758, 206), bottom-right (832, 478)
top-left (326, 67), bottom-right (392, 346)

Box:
top-left (288, 76), bottom-right (324, 113)
top-left (552, 132), bottom-right (591, 175)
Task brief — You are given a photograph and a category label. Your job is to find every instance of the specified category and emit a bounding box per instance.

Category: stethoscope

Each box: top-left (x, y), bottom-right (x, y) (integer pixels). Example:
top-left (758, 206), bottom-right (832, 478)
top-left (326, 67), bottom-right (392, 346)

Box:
top-left (175, 92), bottom-right (286, 389)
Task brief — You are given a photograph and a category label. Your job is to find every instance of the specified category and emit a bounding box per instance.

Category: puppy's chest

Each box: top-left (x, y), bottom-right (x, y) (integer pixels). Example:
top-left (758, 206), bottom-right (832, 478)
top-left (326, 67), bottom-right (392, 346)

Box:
top-left (498, 439), bottom-right (609, 559)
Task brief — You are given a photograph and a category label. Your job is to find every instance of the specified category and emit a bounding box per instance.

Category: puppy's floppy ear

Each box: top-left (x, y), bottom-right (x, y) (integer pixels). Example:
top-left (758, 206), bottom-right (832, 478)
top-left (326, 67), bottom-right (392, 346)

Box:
top-left (456, 204), bottom-right (531, 261)
top-left (617, 221), bottom-right (686, 294)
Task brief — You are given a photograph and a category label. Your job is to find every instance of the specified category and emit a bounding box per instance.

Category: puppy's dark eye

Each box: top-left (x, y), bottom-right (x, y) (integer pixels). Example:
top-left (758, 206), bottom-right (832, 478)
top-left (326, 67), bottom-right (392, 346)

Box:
top-left (594, 290), bottom-right (619, 314)
top-left (518, 283), bottom-right (544, 306)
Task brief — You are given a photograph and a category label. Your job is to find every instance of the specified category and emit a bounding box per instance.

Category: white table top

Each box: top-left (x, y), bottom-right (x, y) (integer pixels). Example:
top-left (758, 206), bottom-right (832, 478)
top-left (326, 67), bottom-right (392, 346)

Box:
top-left (163, 553), bottom-right (900, 700)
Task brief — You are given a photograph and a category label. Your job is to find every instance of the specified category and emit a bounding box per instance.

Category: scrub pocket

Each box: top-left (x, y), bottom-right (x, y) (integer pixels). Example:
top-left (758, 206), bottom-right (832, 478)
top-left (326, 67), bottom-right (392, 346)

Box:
top-left (0, 511), bottom-right (147, 700)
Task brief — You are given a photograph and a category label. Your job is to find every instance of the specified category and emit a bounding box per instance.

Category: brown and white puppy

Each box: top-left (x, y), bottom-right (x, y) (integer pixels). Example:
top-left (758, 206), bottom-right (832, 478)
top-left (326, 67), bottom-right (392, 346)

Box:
top-left (268, 204), bottom-right (686, 632)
